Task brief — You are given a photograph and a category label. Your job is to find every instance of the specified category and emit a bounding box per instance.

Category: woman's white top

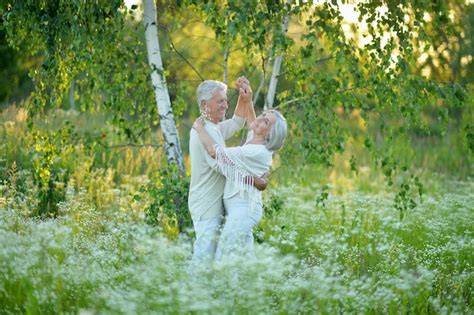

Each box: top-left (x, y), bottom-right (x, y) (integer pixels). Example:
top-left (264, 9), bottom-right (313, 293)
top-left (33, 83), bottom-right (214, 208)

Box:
top-left (214, 131), bottom-right (273, 206)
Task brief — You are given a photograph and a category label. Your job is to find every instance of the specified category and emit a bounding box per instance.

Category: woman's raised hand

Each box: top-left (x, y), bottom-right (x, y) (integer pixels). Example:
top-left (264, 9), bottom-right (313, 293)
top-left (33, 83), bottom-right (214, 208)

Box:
top-left (236, 76), bottom-right (257, 124)
top-left (236, 76), bottom-right (252, 103)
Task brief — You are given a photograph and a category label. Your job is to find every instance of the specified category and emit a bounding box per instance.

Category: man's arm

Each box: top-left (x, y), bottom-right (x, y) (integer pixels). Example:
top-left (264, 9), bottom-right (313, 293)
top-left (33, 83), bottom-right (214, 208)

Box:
top-left (218, 116), bottom-right (245, 140)
top-left (243, 173), bottom-right (268, 191)
top-left (218, 77), bottom-right (252, 139)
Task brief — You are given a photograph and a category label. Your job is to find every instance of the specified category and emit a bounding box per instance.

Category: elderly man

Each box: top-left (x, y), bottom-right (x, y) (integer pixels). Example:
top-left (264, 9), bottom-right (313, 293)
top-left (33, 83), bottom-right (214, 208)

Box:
top-left (189, 78), bottom-right (266, 263)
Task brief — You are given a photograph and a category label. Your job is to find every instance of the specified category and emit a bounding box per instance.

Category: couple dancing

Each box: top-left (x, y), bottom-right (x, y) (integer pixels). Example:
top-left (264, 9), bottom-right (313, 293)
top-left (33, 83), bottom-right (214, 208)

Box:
top-left (188, 76), bottom-right (287, 263)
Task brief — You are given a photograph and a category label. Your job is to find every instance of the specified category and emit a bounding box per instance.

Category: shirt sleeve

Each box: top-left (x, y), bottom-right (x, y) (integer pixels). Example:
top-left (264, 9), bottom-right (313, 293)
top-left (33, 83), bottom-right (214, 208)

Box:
top-left (246, 130), bottom-right (254, 143)
top-left (217, 115), bottom-right (246, 140)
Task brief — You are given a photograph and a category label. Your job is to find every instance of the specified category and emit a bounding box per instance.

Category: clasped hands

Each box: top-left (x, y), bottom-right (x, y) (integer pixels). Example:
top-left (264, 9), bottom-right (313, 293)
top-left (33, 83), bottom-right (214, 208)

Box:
top-left (236, 76), bottom-right (252, 104)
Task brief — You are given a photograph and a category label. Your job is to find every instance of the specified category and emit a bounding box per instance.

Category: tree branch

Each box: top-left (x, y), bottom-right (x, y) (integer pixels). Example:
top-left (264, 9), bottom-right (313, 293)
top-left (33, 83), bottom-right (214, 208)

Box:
top-left (157, 22), bottom-right (204, 81)
top-left (229, 41), bottom-right (254, 53)
top-left (274, 85), bottom-right (365, 109)
top-left (223, 48), bottom-right (229, 84)
top-left (315, 55), bottom-right (335, 64)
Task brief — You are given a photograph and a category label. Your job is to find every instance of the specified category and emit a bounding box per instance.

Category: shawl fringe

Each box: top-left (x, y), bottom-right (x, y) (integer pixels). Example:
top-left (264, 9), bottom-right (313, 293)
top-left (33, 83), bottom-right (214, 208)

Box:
top-left (214, 145), bottom-right (260, 211)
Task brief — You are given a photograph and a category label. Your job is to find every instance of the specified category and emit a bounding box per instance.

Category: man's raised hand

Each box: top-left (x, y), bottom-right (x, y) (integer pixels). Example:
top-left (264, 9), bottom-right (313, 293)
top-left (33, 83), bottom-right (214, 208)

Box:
top-left (236, 76), bottom-right (252, 103)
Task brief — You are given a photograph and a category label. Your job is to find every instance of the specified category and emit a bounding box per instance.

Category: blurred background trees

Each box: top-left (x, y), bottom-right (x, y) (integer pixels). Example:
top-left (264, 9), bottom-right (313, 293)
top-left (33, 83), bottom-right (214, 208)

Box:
top-left (0, 0), bottom-right (472, 220)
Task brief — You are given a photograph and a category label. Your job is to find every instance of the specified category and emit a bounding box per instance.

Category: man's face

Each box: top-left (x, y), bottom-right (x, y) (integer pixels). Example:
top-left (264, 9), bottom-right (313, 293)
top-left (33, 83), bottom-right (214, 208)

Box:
top-left (201, 89), bottom-right (228, 123)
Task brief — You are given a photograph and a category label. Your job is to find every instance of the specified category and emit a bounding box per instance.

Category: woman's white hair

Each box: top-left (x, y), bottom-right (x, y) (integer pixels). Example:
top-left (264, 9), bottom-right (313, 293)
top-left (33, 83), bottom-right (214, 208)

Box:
top-left (196, 80), bottom-right (227, 108)
top-left (265, 110), bottom-right (287, 151)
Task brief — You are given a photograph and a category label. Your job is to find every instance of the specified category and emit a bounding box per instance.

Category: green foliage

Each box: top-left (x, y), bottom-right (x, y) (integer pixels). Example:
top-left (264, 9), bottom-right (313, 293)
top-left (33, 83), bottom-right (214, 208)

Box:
top-left (269, 1), bottom-right (472, 212)
top-left (465, 123), bottom-right (474, 153)
top-left (1, 1), bottom-right (472, 220)
top-left (315, 184), bottom-right (330, 208)
top-left (143, 163), bottom-right (191, 235)
top-left (262, 191), bottom-right (286, 218)
top-left (2, 0), bottom-right (158, 139)
top-left (0, 117), bottom-right (76, 217)
top-left (28, 126), bottom-right (75, 216)
top-left (193, 0), bottom-right (293, 55)
top-left (0, 23), bottom-right (35, 105)
top-left (393, 174), bottom-right (423, 221)
top-left (0, 108), bottom-right (165, 219)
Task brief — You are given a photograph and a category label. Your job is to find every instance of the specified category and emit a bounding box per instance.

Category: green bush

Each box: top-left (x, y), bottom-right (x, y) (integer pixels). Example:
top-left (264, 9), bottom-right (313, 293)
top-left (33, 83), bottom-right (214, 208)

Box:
top-left (143, 163), bottom-right (192, 237)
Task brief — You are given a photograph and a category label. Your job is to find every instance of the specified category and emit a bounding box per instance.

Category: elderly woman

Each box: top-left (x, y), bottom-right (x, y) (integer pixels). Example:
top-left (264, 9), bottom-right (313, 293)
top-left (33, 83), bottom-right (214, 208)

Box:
top-left (193, 78), bottom-right (287, 260)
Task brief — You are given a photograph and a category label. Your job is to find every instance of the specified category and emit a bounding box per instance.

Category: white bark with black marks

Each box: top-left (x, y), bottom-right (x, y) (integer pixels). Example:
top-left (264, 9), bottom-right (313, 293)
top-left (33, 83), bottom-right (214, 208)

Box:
top-left (253, 56), bottom-right (271, 105)
top-left (143, 0), bottom-right (185, 175)
top-left (265, 1), bottom-right (291, 110)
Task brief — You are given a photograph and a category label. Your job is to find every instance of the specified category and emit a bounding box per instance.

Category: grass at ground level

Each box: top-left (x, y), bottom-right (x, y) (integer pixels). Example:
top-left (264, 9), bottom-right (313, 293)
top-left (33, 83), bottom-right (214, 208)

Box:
top-left (0, 175), bottom-right (472, 314)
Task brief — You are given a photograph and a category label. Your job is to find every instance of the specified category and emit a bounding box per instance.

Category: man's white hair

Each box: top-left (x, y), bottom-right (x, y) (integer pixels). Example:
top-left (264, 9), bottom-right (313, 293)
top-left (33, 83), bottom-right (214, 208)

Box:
top-left (265, 110), bottom-right (288, 151)
top-left (196, 80), bottom-right (227, 108)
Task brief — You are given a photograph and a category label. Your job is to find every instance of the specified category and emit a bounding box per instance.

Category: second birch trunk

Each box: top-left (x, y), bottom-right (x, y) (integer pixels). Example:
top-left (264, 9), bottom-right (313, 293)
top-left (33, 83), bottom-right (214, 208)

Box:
top-left (265, 2), bottom-right (291, 110)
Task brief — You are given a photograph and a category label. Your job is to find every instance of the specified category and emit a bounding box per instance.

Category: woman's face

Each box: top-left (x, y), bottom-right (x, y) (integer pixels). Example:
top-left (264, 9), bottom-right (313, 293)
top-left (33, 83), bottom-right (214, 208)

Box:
top-left (250, 111), bottom-right (277, 137)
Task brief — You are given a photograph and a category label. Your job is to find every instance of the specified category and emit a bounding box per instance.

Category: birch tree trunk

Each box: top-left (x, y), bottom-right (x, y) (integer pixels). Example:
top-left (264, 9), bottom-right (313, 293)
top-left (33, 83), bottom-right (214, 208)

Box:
top-left (265, 1), bottom-right (291, 110)
top-left (223, 10), bottom-right (231, 85)
top-left (253, 55), bottom-right (271, 104)
top-left (143, 0), bottom-right (185, 175)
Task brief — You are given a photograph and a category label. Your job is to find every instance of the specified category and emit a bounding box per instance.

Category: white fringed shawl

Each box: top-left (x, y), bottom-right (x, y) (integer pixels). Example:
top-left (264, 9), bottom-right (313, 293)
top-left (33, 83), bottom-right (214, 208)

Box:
top-left (214, 144), bottom-right (272, 209)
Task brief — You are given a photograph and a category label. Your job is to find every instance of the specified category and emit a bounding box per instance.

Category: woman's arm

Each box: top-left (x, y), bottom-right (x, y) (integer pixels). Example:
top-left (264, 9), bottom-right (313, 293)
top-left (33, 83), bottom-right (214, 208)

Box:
top-left (246, 99), bottom-right (257, 127)
top-left (193, 117), bottom-right (268, 191)
top-left (193, 119), bottom-right (217, 158)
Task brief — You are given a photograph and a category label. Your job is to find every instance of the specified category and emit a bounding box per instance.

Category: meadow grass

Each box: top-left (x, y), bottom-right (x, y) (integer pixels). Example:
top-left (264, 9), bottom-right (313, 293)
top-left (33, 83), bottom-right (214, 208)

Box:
top-left (0, 172), bottom-right (472, 314)
top-left (0, 107), bottom-right (473, 314)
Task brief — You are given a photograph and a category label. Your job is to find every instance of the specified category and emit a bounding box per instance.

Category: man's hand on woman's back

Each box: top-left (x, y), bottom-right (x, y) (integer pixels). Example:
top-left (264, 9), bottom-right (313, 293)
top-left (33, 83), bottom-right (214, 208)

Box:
top-left (254, 173), bottom-right (268, 191)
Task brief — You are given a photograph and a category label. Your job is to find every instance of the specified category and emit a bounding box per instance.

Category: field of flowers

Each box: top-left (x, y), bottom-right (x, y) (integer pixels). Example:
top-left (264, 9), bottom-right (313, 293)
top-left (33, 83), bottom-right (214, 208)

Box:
top-left (1, 174), bottom-right (472, 313)
top-left (0, 108), bottom-right (473, 314)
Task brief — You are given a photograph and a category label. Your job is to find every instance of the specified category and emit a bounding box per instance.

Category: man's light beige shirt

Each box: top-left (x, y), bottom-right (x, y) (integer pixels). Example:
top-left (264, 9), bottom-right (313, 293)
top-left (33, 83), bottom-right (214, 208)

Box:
top-left (188, 116), bottom-right (245, 221)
